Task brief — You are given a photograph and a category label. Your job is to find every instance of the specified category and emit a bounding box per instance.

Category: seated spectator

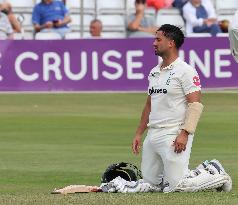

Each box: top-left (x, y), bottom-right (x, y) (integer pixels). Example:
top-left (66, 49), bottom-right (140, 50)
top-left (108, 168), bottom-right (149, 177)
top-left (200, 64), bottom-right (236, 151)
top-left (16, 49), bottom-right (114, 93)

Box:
top-left (0, 1), bottom-right (21, 33)
top-left (0, 11), bottom-right (13, 39)
top-left (32, 0), bottom-right (71, 39)
top-left (127, 0), bottom-right (157, 38)
top-left (183, 0), bottom-right (221, 36)
top-left (147, 0), bottom-right (173, 11)
top-left (90, 19), bottom-right (102, 37)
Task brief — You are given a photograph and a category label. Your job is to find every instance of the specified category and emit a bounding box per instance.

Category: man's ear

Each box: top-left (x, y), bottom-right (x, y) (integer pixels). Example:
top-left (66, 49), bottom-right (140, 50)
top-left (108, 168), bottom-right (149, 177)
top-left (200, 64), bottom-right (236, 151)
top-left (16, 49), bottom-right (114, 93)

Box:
top-left (170, 40), bottom-right (176, 47)
top-left (168, 40), bottom-right (175, 48)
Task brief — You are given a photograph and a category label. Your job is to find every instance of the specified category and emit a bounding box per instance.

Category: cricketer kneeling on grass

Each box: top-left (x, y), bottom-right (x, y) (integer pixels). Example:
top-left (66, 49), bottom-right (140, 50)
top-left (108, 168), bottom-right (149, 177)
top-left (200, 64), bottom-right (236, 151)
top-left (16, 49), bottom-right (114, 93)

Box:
top-left (57, 24), bottom-right (232, 195)
top-left (130, 24), bottom-right (232, 193)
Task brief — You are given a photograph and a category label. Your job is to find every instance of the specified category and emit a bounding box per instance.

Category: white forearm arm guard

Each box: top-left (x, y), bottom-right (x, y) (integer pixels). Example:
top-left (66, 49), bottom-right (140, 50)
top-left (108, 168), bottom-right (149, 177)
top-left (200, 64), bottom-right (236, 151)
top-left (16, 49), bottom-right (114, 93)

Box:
top-left (181, 102), bottom-right (204, 134)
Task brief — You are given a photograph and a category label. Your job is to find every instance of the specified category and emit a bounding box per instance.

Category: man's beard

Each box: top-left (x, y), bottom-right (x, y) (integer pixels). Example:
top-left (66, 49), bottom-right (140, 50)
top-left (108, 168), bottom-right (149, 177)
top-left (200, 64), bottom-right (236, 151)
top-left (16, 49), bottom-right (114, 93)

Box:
top-left (154, 50), bottom-right (162, 56)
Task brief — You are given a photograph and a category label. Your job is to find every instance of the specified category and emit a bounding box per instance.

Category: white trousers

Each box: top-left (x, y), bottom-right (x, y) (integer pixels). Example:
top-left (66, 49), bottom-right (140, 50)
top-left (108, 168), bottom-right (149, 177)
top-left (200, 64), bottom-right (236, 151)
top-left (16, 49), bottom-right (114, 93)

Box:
top-left (141, 126), bottom-right (194, 191)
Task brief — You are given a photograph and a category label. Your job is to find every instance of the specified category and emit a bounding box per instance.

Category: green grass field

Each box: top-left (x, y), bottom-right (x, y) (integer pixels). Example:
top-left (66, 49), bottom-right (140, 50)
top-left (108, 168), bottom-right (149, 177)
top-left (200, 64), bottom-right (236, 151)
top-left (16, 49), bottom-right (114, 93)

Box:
top-left (0, 93), bottom-right (237, 205)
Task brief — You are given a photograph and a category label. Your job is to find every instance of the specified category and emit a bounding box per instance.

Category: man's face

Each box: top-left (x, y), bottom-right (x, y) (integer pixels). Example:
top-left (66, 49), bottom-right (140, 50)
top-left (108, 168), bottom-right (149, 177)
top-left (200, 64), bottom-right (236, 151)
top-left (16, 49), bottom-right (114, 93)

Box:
top-left (43, 0), bottom-right (53, 4)
top-left (0, 3), bottom-right (8, 10)
top-left (0, 2), bottom-right (10, 13)
top-left (90, 22), bottom-right (102, 37)
top-left (135, 2), bottom-right (145, 12)
top-left (153, 31), bottom-right (174, 56)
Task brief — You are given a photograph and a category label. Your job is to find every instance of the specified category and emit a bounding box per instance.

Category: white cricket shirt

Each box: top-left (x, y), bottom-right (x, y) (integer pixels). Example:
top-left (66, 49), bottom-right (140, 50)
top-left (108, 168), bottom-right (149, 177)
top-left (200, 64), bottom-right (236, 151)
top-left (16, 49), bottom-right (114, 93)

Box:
top-left (147, 58), bottom-right (201, 128)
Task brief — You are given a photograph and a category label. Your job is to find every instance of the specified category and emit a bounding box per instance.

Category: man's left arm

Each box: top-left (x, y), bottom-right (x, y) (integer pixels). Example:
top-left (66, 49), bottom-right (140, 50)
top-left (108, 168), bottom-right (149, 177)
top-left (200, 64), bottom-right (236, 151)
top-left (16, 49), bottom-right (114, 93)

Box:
top-left (54, 2), bottom-right (71, 27)
top-left (174, 91), bottom-right (203, 153)
top-left (54, 15), bottom-right (71, 27)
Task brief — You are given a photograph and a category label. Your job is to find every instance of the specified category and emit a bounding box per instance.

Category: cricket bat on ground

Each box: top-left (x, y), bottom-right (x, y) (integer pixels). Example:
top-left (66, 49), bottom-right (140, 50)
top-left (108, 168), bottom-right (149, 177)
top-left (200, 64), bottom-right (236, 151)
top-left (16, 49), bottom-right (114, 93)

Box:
top-left (51, 185), bottom-right (101, 194)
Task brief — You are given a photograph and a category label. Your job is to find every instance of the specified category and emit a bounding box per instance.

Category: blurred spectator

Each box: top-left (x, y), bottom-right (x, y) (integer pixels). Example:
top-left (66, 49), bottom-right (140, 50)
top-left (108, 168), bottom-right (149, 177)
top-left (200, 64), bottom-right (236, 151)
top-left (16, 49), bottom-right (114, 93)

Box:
top-left (219, 20), bottom-right (229, 33)
top-left (183, 0), bottom-right (221, 36)
top-left (147, 0), bottom-right (173, 11)
top-left (0, 11), bottom-right (13, 39)
top-left (127, 0), bottom-right (157, 38)
top-left (90, 19), bottom-right (102, 37)
top-left (0, 1), bottom-right (21, 33)
top-left (172, 0), bottom-right (188, 10)
top-left (32, 0), bottom-right (71, 38)
top-left (172, 0), bottom-right (188, 15)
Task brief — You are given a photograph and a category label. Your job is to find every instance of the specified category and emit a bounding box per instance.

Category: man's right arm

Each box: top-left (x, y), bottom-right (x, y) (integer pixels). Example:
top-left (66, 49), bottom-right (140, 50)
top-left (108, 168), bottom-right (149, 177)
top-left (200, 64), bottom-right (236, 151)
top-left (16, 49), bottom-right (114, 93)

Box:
top-left (132, 96), bottom-right (151, 155)
top-left (32, 5), bottom-right (53, 32)
top-left (33, 22), bottom-right (54, 32)
top-left (137, 26), bottom-right (157, 35)
top-left (127, 4), bottom-right (145, 31)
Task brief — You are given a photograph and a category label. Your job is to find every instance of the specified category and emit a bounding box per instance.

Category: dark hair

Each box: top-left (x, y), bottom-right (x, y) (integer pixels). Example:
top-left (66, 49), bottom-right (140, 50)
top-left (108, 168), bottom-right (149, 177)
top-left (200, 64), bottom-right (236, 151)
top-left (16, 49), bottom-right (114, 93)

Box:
top-left (135, 0), bottom-right (146, 4)
top-left (158, 24), bottom-right (185, 49)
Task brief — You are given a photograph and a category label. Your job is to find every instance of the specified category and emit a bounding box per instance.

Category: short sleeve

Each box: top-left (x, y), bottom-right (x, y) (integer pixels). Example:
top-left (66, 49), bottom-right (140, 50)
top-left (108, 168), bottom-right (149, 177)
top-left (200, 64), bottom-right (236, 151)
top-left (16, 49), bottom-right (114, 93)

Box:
top-left (147, 16), bottom-right (155, 27)
top-left (205, 0), bottom-right (216, 18)
top-left (180, 67), bottom-right (201, 95)
top-left (6, 16), bottom-right (13, 34)
top-left (61, 2), bottom-right (69, 16)
top-left (32, 5), bottom-right (40, 25)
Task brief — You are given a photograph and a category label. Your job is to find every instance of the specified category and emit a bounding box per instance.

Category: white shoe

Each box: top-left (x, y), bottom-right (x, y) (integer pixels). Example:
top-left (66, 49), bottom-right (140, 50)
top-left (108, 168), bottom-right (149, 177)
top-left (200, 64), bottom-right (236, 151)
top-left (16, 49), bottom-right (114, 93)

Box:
top-left (220, 175), bottom-right (232, 192)
top-left (209, 159), bottom-right (226, 174)
top-left (209, 159), bottom-right (232, 192)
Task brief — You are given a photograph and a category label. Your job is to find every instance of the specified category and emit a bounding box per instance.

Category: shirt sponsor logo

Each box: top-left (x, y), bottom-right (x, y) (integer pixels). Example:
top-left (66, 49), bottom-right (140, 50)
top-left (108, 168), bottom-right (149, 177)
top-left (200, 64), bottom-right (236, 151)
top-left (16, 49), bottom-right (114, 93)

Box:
top-left (148, 87), bottom-right (167, 96)
top-left (149, 72), bottom-right (160, 78)
top-left (193, 76), bottom-right (201, 87)
top-left (55, 6), bottom-right (61, 11)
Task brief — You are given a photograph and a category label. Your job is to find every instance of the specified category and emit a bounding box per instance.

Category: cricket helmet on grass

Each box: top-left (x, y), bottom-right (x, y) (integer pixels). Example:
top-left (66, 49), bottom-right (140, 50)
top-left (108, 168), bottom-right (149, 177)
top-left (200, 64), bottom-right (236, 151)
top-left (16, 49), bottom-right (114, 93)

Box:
top-left (101, 162), bottom-right (142, 183)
